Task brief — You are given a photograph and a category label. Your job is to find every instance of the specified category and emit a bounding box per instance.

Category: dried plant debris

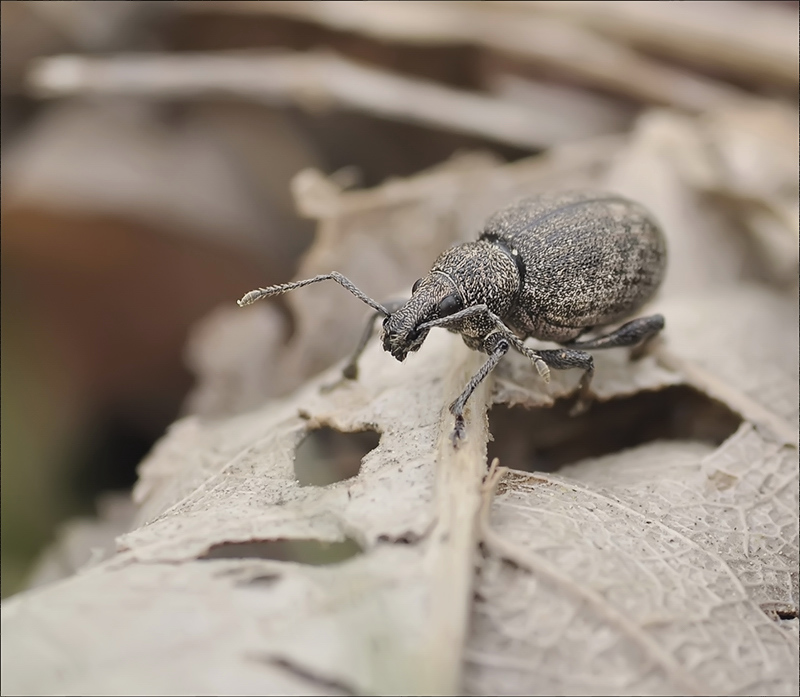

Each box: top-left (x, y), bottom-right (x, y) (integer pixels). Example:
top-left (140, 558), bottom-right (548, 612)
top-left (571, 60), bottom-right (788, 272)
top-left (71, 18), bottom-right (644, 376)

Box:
top-left (3, 102), bottom-right (798, 697)
top-left (469, 428), bottom-right (798, 696)
top-left (515, 0), bottom-right (799, 91)
top-left (29, 50), bottom-right (624, 151)
top-left (181, 0), bottom-right (763, 112)
top-left (1, 99), bottom-right (316, 263)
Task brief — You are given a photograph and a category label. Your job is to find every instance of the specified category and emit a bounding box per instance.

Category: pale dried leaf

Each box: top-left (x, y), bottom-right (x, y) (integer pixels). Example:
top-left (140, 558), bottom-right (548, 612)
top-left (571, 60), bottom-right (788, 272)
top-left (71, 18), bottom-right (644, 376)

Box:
top-left (2, 326), bottom-right (490, 695)
top-left (469, 429), bottom-right (798, 695)
top-left (3, 105), bottom-right (797, 697)
top-left (24, 493), bottom-right (137, 591)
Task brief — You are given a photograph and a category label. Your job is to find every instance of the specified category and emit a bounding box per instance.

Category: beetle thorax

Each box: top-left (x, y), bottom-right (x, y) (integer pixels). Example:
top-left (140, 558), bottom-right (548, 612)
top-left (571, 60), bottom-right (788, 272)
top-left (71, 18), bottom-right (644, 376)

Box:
top-left (432, 240), bottom-right (521, 317)
top-left (381, 240), bottom-right (521, 362)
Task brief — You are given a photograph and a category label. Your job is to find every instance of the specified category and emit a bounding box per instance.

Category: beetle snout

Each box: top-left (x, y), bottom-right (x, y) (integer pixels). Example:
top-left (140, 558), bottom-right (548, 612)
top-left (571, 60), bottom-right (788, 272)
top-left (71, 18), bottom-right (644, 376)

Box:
top-left (381, 315), bottom-right (427, 362)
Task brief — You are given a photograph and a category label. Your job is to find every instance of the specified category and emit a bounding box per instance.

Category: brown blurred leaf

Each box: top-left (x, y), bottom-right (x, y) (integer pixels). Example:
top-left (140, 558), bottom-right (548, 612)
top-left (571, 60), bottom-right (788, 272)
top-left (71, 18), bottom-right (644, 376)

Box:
top-left (1, 98), bottom-right (321, 426)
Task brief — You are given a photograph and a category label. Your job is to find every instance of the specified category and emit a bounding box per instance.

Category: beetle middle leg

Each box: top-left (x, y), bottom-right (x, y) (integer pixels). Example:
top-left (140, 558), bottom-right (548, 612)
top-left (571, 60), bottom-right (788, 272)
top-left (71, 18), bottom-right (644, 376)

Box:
top-left (547, 314), bottom-right (664, 413)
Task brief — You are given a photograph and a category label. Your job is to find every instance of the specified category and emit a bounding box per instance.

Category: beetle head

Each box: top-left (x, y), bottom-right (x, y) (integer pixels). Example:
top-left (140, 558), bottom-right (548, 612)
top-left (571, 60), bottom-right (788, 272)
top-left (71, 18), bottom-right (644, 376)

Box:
top-left (381, 272), bottom-right (461, 361)
top-left (382, 241), bottom-right (520, 361)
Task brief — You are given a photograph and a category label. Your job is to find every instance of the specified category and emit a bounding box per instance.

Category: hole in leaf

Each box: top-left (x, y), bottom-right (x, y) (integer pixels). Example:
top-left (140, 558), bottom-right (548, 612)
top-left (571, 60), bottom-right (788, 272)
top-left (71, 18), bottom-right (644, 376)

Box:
top-left (488, 385), bottom-right (742, 472)
top-left (239, 574), bottom-right (280, 588)
top-left (377, 530), bottom-right (423, 545)
top-left (200, 538), bottom-right (362, 565)
top-left (294, 426), bottom-right (380, 486)
top-left (760, 603), bottom-right (799, 622)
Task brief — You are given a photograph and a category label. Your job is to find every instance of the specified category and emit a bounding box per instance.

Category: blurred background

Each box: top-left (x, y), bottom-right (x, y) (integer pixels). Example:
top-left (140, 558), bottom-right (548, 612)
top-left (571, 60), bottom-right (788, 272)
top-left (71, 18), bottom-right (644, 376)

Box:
top-left (2, 0), bottom-right (798, 598)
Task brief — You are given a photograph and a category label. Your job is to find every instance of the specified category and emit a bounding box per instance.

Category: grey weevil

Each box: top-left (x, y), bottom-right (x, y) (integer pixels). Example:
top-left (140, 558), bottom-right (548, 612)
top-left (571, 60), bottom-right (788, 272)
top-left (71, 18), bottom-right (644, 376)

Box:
top-left (238, 191), bottom-right (667, 444)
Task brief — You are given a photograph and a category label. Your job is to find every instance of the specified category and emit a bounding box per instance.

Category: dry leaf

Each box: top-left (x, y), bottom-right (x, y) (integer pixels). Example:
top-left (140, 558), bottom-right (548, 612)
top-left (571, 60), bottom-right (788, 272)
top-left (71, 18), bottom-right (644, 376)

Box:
top-left (2, 106), bottom-right (797, 696)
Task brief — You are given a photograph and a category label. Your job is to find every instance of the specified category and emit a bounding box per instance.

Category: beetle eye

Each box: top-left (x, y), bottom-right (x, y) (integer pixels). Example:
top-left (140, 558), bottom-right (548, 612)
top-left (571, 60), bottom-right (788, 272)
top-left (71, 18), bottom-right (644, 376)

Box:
top-left (412, 278), bottom-right (422, 293)
top-left (437, 293), bottom-right (462, 317)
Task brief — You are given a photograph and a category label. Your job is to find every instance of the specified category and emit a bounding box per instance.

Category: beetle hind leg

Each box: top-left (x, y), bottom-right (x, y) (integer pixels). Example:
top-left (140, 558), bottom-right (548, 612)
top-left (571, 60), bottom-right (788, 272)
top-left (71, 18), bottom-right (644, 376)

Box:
top-left (543, 314), bottom-right (664, 414)
top-left (536, 349), bottom-right (595, 415)
top-left (564, 314), bottom-right (664, 353)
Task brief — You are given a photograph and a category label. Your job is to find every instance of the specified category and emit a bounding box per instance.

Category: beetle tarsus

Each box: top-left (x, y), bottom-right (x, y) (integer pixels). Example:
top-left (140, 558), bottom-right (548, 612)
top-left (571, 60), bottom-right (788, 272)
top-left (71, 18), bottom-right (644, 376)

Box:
top-left (451, 415), bottom-right (466, 446)
top-left (534, 357), bottom-right (551, 383)
top-left (569, 398), bottom-right (592, 417)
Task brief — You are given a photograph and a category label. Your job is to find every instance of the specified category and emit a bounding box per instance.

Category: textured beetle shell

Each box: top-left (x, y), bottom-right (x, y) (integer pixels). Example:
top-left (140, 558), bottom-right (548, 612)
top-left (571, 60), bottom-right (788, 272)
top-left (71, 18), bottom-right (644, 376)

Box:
top-left (429, 241), bottom-right (520, 348)
top-left (481, 191), bottom-right (667, 343)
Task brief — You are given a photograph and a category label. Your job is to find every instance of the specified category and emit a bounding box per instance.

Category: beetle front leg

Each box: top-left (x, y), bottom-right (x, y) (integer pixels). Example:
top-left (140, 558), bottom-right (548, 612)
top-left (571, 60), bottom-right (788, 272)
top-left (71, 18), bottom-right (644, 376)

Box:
top-left (322, 299), bottom-right (407, 393)
top-left (536, 348), bottom-right (595, 416)
top-left (449, 334), bottom-right (509, 446)
top-left (419, 306), bottom-right (550, 385)
top-left (341, 311), bottom-right (384, 381)
top-left (342, 300), bottom-right (407, 381)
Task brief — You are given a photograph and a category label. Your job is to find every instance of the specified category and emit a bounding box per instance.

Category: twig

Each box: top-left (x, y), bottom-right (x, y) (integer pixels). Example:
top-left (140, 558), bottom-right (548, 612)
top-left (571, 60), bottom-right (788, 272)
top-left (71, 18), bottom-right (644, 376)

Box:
top-left (29, 50), bottom-right (593, 151)
top-left (423, 338), bottom-right (493, 695)
top-left (185, 0), bottom-right (753, 113)
top-left (514, 0), bottom-right (799, 91)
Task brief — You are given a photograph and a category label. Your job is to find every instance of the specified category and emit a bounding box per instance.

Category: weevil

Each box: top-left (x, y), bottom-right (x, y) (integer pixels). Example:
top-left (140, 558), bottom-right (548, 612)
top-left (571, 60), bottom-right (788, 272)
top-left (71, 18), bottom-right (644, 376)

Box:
top-left (238, 191), bottom-right (667, 444)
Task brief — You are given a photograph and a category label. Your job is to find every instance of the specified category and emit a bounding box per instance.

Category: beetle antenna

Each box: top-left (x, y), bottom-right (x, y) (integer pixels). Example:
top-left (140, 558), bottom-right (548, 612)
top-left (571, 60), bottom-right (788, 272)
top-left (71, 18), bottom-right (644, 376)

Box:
top-left (237, 272), bottom-right (390, 316)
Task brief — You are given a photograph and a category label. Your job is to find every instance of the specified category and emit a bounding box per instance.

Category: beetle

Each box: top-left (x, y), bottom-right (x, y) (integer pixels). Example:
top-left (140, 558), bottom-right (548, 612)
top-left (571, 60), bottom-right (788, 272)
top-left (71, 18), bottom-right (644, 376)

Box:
top-left (238, 191), bottom-right (667, 444)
